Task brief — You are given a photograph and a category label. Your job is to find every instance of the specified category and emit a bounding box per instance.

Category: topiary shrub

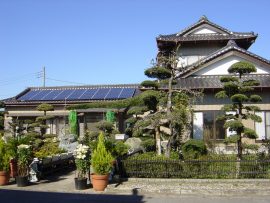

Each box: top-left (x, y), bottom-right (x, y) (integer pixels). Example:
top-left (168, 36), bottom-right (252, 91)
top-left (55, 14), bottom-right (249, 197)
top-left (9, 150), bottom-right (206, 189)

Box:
top-left (182, 139), bottom-right (207, 159)
top-left (91, 132), bottom-right (114, 175)
top-left (113, 141), bottom-right (130, 158)
top-left (140, 80), bottom-right (159, 89)
top-left (95, 121), bottom-right (114, 133)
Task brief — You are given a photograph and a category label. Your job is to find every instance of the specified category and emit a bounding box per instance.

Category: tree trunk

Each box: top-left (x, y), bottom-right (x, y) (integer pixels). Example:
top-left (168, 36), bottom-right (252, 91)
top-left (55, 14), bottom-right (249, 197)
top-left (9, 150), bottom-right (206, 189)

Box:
top-left (237, 135), bottom-right (242, 160)
top-left (236, 104), bottom-right (243, 178)
top-left (155, 126), bottom-right (161, 155)
top-left (165, 75), bottom-right (173, 158)
top-left (237, 104), bottom-right (243, 160)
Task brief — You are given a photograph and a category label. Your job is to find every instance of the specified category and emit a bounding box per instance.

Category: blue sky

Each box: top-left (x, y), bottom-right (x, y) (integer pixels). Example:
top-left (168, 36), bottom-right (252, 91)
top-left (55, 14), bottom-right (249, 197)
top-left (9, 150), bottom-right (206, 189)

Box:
top-left (1, 0), bottom-right (270, 99)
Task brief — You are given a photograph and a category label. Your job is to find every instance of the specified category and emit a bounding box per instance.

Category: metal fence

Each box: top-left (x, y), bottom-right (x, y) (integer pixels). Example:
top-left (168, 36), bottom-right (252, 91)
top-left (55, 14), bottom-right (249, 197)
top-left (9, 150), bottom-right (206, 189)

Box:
top-left (117, 158), bottom-right (270, 179)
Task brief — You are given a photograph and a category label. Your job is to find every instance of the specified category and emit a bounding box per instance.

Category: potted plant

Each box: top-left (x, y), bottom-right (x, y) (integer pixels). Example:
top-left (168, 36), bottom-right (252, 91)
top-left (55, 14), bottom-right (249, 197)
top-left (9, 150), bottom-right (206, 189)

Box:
top-left (16, 144), bottom-right (32, 187)
top-left (74, 144), bottom-right (90, 190)
top-left (91, 132), bottom-right (113, 191)
top-left (0, 138), bottom-right (11, 185)
top-left (6, 137), bottom-right (18, 178)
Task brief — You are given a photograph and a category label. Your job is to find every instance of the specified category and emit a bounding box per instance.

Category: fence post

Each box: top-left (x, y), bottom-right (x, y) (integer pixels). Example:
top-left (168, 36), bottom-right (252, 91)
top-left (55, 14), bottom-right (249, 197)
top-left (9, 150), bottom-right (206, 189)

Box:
top-left (136, 159), bottom-right (138, 177)
top-left (166, 160), bottom-right (169, 178)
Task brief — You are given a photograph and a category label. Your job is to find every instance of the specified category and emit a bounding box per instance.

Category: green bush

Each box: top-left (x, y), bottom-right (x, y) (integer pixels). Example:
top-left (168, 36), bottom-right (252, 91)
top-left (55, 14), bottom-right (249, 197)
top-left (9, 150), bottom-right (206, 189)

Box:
top-left (121, 153), bottom-right (270, 179)
top-left (141, 139), bottom-right (156, 152)
top-left (103, 139), bottom-right (130, 158)
top-left (91, 132), bottom-right (114, 175)
top-left (113, 141), bottom-right (130, 157)
top-left (182, 139), bottom-right (207, 159)
top-left (124, 127), bottom-right (132, 136)
top-left (0, 138), bottom-right (11, 171)
top-left (95, 121), bottom-right (114, 133)
top-left (34, 141), bottom-right (66, 158)
top-left (140, 80), bottom-right (159, 89)
top-left (43, 134), bottom-right (57, 139)
top-left (124, 152), bottom-right (181, 178)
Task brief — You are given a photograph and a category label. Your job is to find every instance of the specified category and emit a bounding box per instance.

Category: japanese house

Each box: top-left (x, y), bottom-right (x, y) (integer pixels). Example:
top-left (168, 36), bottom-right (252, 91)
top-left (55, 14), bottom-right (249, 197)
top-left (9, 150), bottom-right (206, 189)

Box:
top-left (3, 16), bottom-right (270, 153)
top-left (157, 16), bottom-right (270, 152)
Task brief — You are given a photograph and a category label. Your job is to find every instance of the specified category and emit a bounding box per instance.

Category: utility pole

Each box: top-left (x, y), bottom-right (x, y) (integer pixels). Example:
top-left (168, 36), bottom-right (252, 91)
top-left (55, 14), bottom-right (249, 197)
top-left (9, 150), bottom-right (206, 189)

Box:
top-left (43, 66), bottom-right (46, 87)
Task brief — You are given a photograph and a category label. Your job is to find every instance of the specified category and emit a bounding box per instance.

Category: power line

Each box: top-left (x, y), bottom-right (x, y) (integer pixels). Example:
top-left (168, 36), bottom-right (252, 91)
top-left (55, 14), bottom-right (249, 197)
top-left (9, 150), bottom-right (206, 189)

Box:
top-left (0, 77), bottom-right (40, 87)
top-left (0, 68), bottom-right (87, 87)
top-left (0, 71), bottom-right (40, 84)
top-left (46, 77), bottom-right (87, 85)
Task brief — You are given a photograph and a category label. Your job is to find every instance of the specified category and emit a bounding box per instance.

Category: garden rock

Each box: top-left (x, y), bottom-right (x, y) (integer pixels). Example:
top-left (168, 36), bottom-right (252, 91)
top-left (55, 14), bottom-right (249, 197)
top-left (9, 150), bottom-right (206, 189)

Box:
top-left (125, 137), bottom-right (142, 153)
top-left (58, 134), bottom-right (78, 152)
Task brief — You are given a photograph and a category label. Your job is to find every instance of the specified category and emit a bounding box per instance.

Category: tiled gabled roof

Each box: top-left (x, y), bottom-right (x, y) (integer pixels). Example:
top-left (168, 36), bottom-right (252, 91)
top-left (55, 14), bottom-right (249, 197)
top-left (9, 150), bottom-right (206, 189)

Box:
top-left (157, 33), bottom-right (256, 42)
top-left (174, 74), bottom-right (270, 90)
top-left (179, 40), bottom-right (270, 78)
top-left (4, 84), bottom-right (140, 105)
top-left (157, 16), bottom-right (257, 44)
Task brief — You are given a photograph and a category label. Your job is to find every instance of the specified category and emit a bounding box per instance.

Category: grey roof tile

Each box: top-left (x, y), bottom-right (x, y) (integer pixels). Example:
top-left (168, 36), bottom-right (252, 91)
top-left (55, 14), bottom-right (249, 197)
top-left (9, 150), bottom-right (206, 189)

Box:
top-left (173, 74), bottom-right (270, 89)
top-left (157, 16), bottom-right (256, 43)
top-left (179, 40), bottom-right (270, 77)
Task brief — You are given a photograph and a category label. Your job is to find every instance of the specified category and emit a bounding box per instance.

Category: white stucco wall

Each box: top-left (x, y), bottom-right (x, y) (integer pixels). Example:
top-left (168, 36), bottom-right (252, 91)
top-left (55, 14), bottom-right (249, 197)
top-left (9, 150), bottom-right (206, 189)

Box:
top-left (177, 44), bottom-right (222, 67)
top-left (193, 28), bottom-right (217, 34)
top-left (193, 55), bottom-right (270, 75)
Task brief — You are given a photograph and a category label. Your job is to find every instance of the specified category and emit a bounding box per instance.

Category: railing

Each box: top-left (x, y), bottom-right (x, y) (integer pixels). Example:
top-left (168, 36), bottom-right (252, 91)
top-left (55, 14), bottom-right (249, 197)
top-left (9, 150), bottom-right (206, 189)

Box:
top-left (118, 158), bottom-right (270, 179)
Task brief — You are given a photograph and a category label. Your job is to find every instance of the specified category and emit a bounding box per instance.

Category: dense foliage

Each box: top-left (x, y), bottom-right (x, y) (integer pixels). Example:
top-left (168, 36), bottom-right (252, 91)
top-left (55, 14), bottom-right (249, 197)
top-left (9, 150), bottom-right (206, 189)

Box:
top-left (0, 138), bottom-right (11, 171)
top-left (182, 139), bottom-right (207, 159)
top-left (216, 61), bottom-right (262, 159)
top-left (17, 144), bottom-right (32, 176)
top-left (36, 103), bottom-right (54, 116)
top-left (120, 153), bottom-right (270, 179)
top-left (91, 133), bottom-right (114, 175)
top-left (74, 144), bottom-right (90, 179)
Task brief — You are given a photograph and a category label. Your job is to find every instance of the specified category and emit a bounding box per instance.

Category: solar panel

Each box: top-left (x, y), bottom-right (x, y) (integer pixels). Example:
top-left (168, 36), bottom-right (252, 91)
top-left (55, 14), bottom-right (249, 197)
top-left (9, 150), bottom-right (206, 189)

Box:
top-left (79, 89), bottom-right (98, 100)
top-left (53, 90), bottom-right (74, 100)
top-left (92, 88), bottom-right (110, 100)
top-left (118, 88), bottom-right (135, 99)
top-left (42, 90), bottom-right (63, 100)
top-left (31, 90), bottom-right (52, 100)
top-left (18, 90), bottom-right (41, 100)
top-left (67, 89), bottom-right (87, 100)
top-left (105, 88), bottom-right (122, 99)
top-left (17, 87), bottom-right (138, 101)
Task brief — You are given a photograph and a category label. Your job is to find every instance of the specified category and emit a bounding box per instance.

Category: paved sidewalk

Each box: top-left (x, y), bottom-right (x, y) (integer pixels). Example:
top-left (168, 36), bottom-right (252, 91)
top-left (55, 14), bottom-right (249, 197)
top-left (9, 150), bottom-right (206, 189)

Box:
top-left (1, 170), bottom-right (270, 196)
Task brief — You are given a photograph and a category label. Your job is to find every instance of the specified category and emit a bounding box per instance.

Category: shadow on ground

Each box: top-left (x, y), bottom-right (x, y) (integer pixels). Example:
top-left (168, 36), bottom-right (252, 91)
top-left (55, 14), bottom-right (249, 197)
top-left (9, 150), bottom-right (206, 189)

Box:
top-left (0, 188), bottom-right (146, 203)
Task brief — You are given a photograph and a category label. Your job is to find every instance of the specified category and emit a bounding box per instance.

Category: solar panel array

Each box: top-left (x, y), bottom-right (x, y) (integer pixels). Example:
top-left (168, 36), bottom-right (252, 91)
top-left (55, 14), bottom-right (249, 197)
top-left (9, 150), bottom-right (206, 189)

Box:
top-left (18, 87), bottom-right (136, 101)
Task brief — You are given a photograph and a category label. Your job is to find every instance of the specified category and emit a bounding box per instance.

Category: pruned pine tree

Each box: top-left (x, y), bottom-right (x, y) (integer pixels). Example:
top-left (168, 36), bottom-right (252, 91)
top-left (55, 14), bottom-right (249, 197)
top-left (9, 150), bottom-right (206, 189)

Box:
top-left (36, 103), bottom-right (54, 136)
top-left (141, 47), bottom-right (196, 157)
top-left (126, 90), bottom-right (163, 155)
top-left (36, 103), bottom-right (54, 116)
top-left (216, 61), bottom-right (262, 160)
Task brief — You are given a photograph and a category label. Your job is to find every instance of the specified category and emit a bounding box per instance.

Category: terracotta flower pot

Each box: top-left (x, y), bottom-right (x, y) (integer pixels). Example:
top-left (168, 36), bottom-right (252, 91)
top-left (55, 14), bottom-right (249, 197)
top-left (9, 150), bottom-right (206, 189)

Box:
top-left (74, 178), bottom-right (88, 190)
top-left (10, 159), bottom-right (18, 178)
top-left (91, 174), bottom-right (109, 191)
top-left (0, 171), bottom-right (10, 186)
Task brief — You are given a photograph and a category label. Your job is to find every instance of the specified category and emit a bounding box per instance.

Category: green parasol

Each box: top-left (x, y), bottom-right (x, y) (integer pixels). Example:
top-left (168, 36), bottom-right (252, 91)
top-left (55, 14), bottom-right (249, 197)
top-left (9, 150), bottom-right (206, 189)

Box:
top-left (106, 110), bottom-right (115, 123)
top-left (69, 110), bottom-right (78, 136)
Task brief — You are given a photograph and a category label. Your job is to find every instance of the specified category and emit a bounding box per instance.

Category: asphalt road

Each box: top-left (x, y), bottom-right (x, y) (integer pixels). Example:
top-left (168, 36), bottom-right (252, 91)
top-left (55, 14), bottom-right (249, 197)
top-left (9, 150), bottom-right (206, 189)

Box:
top-left (1, 189), bottom-right (270, 203)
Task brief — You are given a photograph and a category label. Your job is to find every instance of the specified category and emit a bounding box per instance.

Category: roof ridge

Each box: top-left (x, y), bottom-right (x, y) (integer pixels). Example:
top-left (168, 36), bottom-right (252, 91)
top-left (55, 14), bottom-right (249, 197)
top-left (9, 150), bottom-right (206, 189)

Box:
top-left (176, 16), bottom-right (232, 36)
top-left (28, 83), bottom-right (140, 90)
top-left (157, 17), bottom-right (256, 40)
top-left (191, 74), bottom-right (270, 78)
